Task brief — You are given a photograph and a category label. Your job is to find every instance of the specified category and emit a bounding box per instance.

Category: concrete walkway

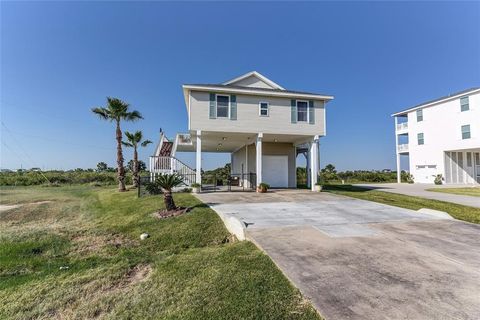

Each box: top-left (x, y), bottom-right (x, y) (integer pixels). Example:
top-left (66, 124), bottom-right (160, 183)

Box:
top-left (355, 183), bottom-right (480, 208)
top-left (196, 190), bottom-right (480, 320)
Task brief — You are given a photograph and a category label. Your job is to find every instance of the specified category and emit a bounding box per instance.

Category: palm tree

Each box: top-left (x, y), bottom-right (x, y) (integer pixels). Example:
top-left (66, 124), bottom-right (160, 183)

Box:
top-left (155, 174), bottom-right (184, 211)
top-left (92, 97), bottom-right (143, 192)
top-left (122, 131), bottom-right (152, 188)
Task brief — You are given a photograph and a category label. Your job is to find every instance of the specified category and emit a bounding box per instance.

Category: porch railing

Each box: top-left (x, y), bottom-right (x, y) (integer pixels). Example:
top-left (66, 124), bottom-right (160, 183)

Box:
top-left (396, 122), bottom-right (408, 131)
top-left (397, 144), bottom-right (409, 153)
top-left (149, 156), bottom-right (196, 186)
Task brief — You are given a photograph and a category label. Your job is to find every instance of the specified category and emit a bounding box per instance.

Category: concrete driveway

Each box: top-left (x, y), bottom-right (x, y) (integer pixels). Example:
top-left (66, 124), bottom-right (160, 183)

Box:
top-left (196, 190), bottom-right (480, 320)
top-left (355, 183), bottom-right (480, 208)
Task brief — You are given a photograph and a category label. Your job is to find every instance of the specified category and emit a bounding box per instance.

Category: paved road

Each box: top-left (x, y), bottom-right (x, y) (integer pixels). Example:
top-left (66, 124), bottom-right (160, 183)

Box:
top-left (355, 183), bottom-right (480, 208)
top-left (196, 190), bottom-right (480, 320)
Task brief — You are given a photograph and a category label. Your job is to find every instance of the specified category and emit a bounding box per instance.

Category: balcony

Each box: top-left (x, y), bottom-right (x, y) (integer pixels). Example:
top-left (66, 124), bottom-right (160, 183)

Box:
top-left (397, 144), bottom-right (409, 153)
top-left (396, 122), bottom-right (408, 133)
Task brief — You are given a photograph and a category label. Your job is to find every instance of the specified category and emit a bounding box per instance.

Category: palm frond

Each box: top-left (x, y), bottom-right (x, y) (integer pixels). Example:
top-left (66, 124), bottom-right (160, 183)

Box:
top-left (156, 173), bottom-right (184, 191)
top-left (122, 141), bottom-right (134, 148)
top-left (124, 110), bottom-right (143, 121)
top-left (124, 131), bottom-right (136, 143)
top-left (141, 140), bottom-right (153, 147)
top-left (91, 107), bottom-right (110, 120)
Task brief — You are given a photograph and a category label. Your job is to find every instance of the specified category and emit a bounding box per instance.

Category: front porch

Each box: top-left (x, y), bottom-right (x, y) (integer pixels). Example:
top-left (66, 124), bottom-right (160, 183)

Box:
top-left (150, 130), bottom-right (322, 191)
top-left (444, 148), bottom-right (480, 184)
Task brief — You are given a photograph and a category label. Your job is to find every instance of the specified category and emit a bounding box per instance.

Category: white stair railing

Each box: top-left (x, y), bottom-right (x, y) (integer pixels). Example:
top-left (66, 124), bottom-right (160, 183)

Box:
top-left (149, 156), bottom-right (196, 186)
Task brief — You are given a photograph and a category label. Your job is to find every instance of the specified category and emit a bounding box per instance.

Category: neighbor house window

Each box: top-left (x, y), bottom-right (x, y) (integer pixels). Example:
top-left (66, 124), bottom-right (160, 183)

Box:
top-left (416, 109), bottom-right (423, 122)
top-left (461, 125), bottom-right (471, 139)
top-left (417, 133), bottom-right (424, 145)
top-left (259, 102), bottom-right (269, 116)
top-left (216, 95), bottom-right (229, 118)
top-left (460, 96), bottom-right (469, 112)
top-left (297, 101), bottom-right (308, 122)
top-left (466, 152), bottom-right (472, 167)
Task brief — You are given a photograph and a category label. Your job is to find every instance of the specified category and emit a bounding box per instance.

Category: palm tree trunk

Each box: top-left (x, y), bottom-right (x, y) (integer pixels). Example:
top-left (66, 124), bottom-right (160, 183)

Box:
top-left (163, 191), bottom-right (176, 211)
top-left (116, 121), bottom-right (126, 192)
top-left (133, 146), bottom-right (139, 188)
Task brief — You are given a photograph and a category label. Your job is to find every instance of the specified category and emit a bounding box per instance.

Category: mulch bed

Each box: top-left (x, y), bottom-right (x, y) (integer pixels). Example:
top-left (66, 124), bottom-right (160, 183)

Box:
top-left (153, 207), bottom-right (191, 219)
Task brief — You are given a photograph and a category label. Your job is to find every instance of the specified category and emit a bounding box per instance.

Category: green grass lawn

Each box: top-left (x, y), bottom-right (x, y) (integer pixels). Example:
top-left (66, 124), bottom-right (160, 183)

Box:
top-left (0, 186), bottom-right (321, 319)
top-left (426, 187), bottom-right (480, 197)
top-left (324, 184), bottom-right (480, 224)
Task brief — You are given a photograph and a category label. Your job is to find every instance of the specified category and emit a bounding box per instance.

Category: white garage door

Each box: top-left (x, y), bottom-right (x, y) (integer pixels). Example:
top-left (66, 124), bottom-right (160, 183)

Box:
top-left (415, 165), bottom-right (437, 183)
top-left (262, 155), bottom-right (288, 188)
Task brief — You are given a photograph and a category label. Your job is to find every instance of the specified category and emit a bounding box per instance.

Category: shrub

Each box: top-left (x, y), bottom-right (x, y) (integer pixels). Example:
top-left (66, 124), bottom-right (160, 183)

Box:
top-left (145, 180), bottom-right (163, 195)
top-left (434, 174), bottom-right (443, 185)
top-left (0, 171), bottom-right (131, 186)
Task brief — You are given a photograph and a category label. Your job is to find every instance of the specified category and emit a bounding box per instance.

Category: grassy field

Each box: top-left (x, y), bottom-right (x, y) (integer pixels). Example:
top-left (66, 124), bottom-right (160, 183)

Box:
top-left (426, 187), bottom-right (480, 197)
top-left (324, 184), bottom-right (480, 224)
top-left (0, 186), bottom-right (320, 320)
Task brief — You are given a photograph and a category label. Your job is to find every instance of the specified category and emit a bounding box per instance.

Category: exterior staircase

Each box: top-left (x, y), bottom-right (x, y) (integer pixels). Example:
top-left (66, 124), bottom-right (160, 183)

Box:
top-left (149, 131), bottom-right (196, 186)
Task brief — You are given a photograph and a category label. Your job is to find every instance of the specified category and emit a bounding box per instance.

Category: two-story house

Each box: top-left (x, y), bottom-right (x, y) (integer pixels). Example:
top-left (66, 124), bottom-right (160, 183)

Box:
top-left (150, 71), bottom-right (334, 191)
top-left (393, 87), bottom-right (480, 184)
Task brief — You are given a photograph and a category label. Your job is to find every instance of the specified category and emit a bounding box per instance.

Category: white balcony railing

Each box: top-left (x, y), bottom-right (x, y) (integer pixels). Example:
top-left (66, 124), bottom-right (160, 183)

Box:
top-left (396, 122), bottom-right (408, 131)
top-left (397, 144), bottom-right (409, 153)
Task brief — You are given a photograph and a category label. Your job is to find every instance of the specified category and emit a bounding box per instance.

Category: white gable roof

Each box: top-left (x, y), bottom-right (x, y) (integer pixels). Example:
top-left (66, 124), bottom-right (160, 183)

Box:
top-left (222, 71), bottom-right (285, 90)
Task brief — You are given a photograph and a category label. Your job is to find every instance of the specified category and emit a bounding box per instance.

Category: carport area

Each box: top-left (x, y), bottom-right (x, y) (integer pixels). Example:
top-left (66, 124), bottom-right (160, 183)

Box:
top-left (196, 189), bottom-right (480, 320)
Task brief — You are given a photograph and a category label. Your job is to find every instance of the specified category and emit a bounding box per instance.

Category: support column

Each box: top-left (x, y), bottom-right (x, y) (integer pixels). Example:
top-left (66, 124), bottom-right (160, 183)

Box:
top-left (306, 145), bottom-right (311, 188)
top-left (394, 117), bottom-right (401, 183)
top-left (310, 136), bottom-right (319, 191)
top-left (196, 130), bottom-right (202, 186)
top-left (256, 133), bottom-right (263, 188)
top-left (245, 144), bottom-right (249, 188)
top-left (396, 154), bottom-right (401, 183)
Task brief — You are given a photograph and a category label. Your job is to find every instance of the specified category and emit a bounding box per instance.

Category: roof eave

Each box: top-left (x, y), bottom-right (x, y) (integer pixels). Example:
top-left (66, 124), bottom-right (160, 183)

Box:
top-left (182, 84), bottom-right (334, 101)
top-left (391, 87), bottom-right (480, 117)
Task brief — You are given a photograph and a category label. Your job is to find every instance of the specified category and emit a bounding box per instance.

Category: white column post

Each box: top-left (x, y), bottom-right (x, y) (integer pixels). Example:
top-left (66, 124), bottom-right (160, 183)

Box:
top-left (306, 144), bottom-right (311, 188)
top-left (394, 117), bottom-right (401, 183)
top-left (196, 130), bottom-right (202, 186)
top-left (256, 133), bottom-right (263, 189)
top-left (310, 136), bottom-right (319, 191)
top-left (245, 144), bottom-right (249, 188)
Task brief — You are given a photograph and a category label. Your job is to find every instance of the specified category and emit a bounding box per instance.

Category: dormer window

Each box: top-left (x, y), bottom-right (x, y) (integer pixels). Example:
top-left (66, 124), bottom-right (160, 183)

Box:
top-left (297, 101), bottom-right (308, 122)
top-left (216, 95), bottom-right (229, 118)
top-left (259, 102), bottom-right (269, 116)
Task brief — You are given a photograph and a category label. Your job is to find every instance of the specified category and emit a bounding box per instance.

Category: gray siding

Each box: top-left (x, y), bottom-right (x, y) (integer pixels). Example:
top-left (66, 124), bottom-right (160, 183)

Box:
top-left (189, 91), bottom-right (325, 136)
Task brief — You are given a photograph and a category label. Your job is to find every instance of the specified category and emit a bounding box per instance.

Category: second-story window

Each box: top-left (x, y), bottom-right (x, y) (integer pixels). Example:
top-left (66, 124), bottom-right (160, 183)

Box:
top-left (461, 125), bottom-right (471, 139)
top-left (297, 101), bottom-right (308, 122)
top-left (460, 96), bottom-right (469, 112)
top-left (416, 109), bottom-right (423, 122)
top-left (259, 102), bottom-right (269, 116)
top-left (417, 133), bottom-right (424, 145)
top-left (216, 95), bottom-right (229, 118)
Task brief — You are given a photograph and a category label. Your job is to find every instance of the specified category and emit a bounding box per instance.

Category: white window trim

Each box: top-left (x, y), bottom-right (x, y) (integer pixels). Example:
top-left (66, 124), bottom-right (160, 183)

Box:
top-left (259, 101), bottom-right (269, 117)
top-left (416, 109), bottom-right (423, 122)
top-left (215, 94), bottom-right (230, 118)
top-left (461, 124), bottom-right (471, 140)
top-left (297, 100), bottom-right (309, 122)
top-left (460, 96), bottom-right (469, 112)
top-left (417, 132), bottom-right (424, 145)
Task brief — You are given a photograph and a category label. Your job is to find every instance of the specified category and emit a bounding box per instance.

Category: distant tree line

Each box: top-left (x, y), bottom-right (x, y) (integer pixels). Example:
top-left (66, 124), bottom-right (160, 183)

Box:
top-left (0, 160), bottom-right (148, 186)
top-left (297, 164), bottom-right (411, 185)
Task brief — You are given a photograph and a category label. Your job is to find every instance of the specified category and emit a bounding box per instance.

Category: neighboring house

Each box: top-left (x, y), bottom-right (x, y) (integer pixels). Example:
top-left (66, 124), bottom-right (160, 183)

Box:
top-left (150, 71), bottom-right (334, 190)
top-left (393, 87), bottom-right (480, 184)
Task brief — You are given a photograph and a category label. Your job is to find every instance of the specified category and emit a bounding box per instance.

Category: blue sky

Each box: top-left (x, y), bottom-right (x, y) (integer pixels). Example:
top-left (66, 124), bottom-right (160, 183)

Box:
top-left (1, 1), bottom-right (479, 171)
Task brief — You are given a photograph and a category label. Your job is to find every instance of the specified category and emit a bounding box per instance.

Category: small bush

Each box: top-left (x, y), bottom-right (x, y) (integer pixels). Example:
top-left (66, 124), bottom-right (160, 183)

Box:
top-left (145, 180), bottom-right (163, 195)
top-left (434, 174), bottom-right (443, 185)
